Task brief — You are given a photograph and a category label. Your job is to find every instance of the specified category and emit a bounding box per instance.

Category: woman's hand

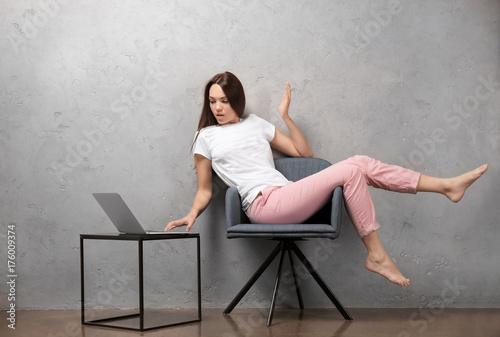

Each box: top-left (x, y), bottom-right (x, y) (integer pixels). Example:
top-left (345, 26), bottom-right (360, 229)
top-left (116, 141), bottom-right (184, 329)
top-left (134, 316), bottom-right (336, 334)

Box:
top-left (165, 214), bottom-right (196, 232)
top-left (271, 82), bottom-right (313, 158)
top-left (278, 82), bottom-right (291, 119)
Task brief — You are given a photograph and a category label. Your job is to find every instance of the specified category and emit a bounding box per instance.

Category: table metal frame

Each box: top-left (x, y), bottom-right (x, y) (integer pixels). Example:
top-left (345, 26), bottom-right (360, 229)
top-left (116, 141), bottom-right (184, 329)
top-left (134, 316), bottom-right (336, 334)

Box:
top-left (80, 233), bottom-right (201, 331)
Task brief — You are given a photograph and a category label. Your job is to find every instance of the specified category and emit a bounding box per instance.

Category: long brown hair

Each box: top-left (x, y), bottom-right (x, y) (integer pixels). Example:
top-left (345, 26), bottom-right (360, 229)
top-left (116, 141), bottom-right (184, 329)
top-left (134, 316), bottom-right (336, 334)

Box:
top-left (197, 71), bottom-right (246, 131)
top-left (191, 72), bottom-right (246, 152)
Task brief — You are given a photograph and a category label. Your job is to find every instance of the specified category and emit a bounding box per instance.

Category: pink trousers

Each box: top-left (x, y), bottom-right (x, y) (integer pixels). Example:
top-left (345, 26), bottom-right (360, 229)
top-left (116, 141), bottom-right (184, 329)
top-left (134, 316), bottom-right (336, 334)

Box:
top-left (245, 155), bottom-right (421, 238)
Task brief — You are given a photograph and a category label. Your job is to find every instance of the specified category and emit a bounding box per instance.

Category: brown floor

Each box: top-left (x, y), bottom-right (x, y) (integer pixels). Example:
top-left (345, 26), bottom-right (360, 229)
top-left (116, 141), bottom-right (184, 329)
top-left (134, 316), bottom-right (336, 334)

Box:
top-left (2, 308), bottom-right (500, 337)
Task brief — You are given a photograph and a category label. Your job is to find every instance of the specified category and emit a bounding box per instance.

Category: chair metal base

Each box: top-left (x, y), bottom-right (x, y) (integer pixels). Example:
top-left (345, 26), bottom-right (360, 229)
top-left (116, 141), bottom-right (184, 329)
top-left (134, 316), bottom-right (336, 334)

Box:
top-left (223, 240), bottom-right (353, 326)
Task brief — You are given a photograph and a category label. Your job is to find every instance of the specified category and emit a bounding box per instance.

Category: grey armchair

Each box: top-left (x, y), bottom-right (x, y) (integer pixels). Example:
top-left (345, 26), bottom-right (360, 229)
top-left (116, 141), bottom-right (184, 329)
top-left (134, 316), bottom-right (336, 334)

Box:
top-left (223, 157), bottom-right (352, 326)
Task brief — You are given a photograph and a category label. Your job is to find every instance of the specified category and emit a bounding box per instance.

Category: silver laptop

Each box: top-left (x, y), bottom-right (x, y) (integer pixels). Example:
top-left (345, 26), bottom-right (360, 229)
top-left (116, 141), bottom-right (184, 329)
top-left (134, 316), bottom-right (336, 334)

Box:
top-left (93, 193), bottom-right (168, 234)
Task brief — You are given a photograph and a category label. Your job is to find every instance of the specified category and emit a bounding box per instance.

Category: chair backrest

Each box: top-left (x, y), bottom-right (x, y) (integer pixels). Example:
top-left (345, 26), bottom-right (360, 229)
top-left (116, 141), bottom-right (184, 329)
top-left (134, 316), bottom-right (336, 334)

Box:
top-left (274, 157), bottom-right (332, 181)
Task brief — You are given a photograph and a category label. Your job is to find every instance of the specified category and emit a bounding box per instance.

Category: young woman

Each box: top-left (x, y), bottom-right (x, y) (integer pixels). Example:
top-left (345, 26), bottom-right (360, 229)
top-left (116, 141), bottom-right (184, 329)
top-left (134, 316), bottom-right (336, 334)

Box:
top-left (165, 71), bottom-right (488, 287)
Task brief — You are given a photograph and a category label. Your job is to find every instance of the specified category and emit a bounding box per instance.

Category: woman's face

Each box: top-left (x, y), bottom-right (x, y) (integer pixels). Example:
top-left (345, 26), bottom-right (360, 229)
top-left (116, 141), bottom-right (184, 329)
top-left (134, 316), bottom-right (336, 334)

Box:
top-left (209, 84), bottom-right (240, 126)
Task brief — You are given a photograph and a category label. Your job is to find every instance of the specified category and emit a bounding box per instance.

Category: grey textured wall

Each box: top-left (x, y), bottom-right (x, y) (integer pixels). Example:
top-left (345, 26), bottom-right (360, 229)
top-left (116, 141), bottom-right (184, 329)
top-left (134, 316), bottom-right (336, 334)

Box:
top-left (1, 0), bottom-right (499, 311)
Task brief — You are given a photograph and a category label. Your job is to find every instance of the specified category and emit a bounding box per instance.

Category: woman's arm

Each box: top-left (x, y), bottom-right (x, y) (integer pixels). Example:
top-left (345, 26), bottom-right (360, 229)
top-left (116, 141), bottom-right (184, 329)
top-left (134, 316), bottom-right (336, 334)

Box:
top-left (164, 154), bottom-right (213, 232)
top-left (270, 82), bottom-right (313, 158)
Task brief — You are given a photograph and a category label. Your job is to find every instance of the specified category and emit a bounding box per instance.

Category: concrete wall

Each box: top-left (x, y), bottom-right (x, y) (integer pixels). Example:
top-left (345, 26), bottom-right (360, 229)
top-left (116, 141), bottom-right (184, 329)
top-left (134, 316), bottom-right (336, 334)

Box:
top-left (1, 0), bottom-right (499, 310)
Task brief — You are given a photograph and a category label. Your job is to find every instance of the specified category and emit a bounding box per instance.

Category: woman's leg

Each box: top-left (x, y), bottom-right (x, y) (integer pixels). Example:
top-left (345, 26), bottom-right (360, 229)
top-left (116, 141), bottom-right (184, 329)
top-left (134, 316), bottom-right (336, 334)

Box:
top-left (362, 230), bottom-right (410, 287)
top-left (246, 156), bottom-right (420, 286)
top-left (361, 163), bottom-right (487, 287)
top-left (247, 156), bottom-right (420, 233)
top-left (416, 164), bottom-right (488, 202)
top-left (246, 156), bottom-right (488, 287)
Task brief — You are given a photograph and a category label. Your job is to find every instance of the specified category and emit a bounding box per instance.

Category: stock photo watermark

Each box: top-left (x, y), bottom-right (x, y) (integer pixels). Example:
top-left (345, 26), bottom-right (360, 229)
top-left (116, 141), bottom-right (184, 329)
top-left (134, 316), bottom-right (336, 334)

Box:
top-left (6, 223), bottom-right (17, 330)
top-left (44, 267), bottom-right (136, 337)
top-left (396, 277), bottom-right (467, 337)
top-left (338, 0), bottom-right (403, 60)
top-left (398, 73), bottom-right (499, 169)
top-left (8, 0), bottom-right (69, 54)
top-left (49, 46), bottom-right (169, 184)
top-left (88, 268), bottom-right (136, 307)
top-left (222, 238), bottom-right (341, 337)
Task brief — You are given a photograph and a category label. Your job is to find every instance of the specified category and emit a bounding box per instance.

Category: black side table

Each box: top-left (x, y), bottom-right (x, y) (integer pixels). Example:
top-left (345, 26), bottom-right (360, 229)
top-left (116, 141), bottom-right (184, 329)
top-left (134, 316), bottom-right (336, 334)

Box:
top-left (80, 233), bottom-right (201, 331)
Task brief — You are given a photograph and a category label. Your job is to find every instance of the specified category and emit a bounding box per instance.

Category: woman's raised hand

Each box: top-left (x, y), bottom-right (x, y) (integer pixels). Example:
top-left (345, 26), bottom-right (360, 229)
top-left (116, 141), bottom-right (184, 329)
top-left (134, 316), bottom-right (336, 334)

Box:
top-left (278, 82), bottom-right (291, 119)
top-left (271, 82), bottom-right (313, 158)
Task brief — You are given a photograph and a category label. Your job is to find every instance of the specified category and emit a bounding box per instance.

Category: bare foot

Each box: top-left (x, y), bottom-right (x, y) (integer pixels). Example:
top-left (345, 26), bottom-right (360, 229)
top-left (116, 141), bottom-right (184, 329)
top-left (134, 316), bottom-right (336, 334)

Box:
top-left (444, 164), bottom-right (488, 203)
top-left (365, 253), bottom-right (410, 287)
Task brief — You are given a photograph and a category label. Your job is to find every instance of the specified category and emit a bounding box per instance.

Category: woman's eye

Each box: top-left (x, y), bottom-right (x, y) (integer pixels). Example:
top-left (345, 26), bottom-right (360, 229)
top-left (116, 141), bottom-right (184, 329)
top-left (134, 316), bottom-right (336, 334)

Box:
top-left (222, 100), bottom-right (229, 104)
top-left (209, 101), bottom-right (215, 104)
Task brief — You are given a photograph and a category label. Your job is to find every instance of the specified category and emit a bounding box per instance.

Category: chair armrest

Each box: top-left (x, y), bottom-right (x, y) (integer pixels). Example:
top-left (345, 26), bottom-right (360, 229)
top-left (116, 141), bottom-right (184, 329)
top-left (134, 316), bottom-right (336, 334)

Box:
top-left (225, 187), bottom-right (248, 229)
top-left (330, 186), bottom-right (343, 234)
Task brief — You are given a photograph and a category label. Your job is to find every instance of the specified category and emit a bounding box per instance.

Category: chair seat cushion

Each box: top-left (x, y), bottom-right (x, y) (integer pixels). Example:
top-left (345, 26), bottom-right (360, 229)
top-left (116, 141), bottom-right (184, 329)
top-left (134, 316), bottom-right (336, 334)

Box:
top-left (227, 223), bottom-right (338, 239)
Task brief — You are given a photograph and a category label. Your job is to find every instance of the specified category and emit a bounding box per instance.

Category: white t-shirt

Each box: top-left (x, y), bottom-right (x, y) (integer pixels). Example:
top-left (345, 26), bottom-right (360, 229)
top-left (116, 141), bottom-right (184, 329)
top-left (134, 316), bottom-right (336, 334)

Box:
top-left (193, 114), bottom-right (292, 211)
